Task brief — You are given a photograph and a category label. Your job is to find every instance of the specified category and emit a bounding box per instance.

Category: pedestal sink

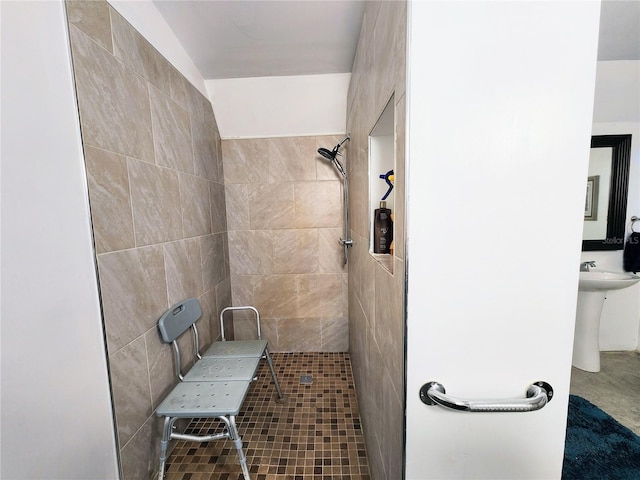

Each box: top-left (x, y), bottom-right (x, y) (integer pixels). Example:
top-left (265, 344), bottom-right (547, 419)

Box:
top-left (572, 270), bottom-right (640, 372)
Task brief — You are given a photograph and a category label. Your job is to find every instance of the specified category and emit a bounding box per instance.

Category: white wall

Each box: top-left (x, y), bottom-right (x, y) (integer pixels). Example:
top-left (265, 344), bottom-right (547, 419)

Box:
top-left (405, 1), bottom-right (600, 478)
top-left (592, 61), bottom-right (639, 123)
top-left (582, 60), bottom-right (640, 350)
top-left (1, 2), bottom-right (119, 478)
top-left (206, 73), bottom-right (350, 139)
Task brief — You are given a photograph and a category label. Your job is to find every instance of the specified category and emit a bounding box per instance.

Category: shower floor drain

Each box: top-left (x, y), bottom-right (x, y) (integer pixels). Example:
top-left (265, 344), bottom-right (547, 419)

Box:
top-left (300, 374), bottom-right (313, 385)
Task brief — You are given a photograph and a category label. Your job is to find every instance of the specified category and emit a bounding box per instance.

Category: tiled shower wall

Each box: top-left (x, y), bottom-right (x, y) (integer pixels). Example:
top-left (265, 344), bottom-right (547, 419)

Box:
top-left (347, 2), bottom-right (407, 480)
top-left (222, 136), bottom-right (349, 352)
top-left (66, 2), bottom-right (230, 478)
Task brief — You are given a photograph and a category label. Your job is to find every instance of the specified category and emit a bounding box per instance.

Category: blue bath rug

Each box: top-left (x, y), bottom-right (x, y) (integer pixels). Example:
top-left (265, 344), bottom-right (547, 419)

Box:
top-left (562, 395), bottom-right (640, 479)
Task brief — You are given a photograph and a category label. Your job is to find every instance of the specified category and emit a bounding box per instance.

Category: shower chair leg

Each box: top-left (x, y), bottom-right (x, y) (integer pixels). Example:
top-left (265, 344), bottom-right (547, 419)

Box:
top-left (264, 347), bottom-right (286, 403)
top-left (220, 415), bottom-right (252, 480)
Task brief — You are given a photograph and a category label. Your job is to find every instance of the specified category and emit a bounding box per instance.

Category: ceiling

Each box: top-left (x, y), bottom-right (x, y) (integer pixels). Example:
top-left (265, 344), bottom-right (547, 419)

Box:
top-left (152, 0), bottom-right (366, 79)
top-left (153, 0), bottom-right (639, 80)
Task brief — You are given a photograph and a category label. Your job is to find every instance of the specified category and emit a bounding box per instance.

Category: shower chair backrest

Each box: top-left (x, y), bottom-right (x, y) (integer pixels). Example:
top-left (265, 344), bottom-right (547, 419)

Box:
top-left (219, 305), bottom-right (262, 341)
top-left (157, 297), bottom-right (202, 380)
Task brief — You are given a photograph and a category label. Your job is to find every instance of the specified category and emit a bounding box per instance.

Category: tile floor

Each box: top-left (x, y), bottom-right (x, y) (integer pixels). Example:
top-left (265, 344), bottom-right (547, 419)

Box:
top-left (570, 350), bottom-right (640, 435)
top-left (163, 352), bottom-right (371, 480)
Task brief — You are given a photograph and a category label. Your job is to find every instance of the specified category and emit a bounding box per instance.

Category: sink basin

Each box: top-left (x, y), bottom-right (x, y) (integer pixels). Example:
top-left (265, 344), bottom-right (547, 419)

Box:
top-left (579, 270), bottom-right (640, 292)
top-left (573, 270), bottom-right (640, 372)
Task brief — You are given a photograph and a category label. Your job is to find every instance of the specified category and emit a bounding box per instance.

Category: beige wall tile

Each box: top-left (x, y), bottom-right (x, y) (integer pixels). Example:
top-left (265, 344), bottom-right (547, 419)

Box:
top-left (164, 238), bottom-right (203, 306)
top-left (277, 318), bottom-right (321, 352)
top-left (297, 274), bottom-right (344, 318)
top-left (348, 287), bottom-right (369, 379)
top-left (227, 230), bottom-right (273, 275)
top-left (97, 246), bottom-right (167, 353)
top-left (272, 229), bottom-right (319, 274)
top-left (199, 288), bottom-right (219, 343)
top-left (216, 279), bottom-right (232, 316)
top-left (202, 96), bottom-right (219, 134)
top-left (192, 120), bottom-right (219, 182)
top-left (109, 336), bottom-right (152, 446)
top-left (225, 184), bottom-right (250, 231)
top-left (374, 264), bottom-right (404, 399)
top-left (209, 181), bottom-right (227, 234)
top-left (69, 26), bottom-right (154, 163)
top-left (318, 228), bottom-right (347, 273)
top-left (200, 233), bottom-right (228, 292)
top-left (374, 0), bottom-right (407, 107)
top-left (222, 139), bottom-right (270, 184)
top-left (294, 181), bottom-right (342, 228)
top-left (349, 152), bottom-right (370, 239)
top-left (66, 0), bottom-right (113, 53)
top-left (383, 369), bottom-right (404, 480)
top-left (268, 137), bottom-right (316, 182)
top-left (168, 65), bottom-right (191, 111)
top-left (260, 318), bottom-right (278, 351)
top-left (215, 130), bottom-right (225, 183)
top-left (231, 317), bottom-right (261, 341)
top-left (366, 333), bottom-right (385, 446)
top-left (129, 159), bottom-right (182, 245)
top-left (84, 145), bottom-right (134, 253)
top-left (179, 173), bottom-right (211, 238)
top-left (67, 4), bottom-right (230, 476)
top-left (346, 3), bottom-right (408, 479)
top-left (111, 10), bottom-right (171, 95)
top-left (144, 327), bottom-right (176, 411)
top-left (223, 137), bottom-right (348, 352)
top-left (230, 275), bottom-right (257, 310)
top-left (321, 317), bottom-right (349, 352)
top-left (186, 85), bottom-right (210, 126)
top-left (119, 415), bottom-right (158, 480)
top-left (254, 275), bottom-right (298, 318)
top-left (349, 233), bottom-right (375, 325)
top-left (150, 85), bottom-right (193, 174)
top-left (249, 183), bottom-right (295, 230)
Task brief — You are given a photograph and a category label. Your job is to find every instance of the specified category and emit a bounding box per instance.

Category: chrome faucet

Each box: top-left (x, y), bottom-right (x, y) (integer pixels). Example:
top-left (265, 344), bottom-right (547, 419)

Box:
top-left (580, 261), bottom-right (596, 272)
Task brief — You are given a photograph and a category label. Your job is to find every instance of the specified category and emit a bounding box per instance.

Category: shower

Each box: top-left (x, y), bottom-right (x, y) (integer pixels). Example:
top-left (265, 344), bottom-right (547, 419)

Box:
top-left (317, 136), bottom-right (349, 178)
top-left (317, 136), bottom-right (353, 265)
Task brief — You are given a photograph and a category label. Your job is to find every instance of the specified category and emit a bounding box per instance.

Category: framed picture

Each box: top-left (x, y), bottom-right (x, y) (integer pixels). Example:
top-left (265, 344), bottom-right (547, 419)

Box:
top-left (584, 175), bottom-right (599, 221)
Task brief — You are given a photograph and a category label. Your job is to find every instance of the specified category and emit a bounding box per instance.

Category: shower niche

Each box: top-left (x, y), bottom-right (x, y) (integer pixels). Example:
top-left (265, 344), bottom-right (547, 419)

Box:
top-left (369, 95), bottom-right (395, 273)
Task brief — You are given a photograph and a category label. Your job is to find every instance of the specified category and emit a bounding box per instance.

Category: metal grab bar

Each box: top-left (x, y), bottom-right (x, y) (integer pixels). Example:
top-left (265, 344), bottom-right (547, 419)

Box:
top-left (419, 381), bottom-right (553, 412)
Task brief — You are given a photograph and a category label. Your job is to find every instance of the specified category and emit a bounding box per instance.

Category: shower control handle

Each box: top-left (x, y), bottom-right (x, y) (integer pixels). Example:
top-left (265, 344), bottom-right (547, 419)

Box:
top-left (419, 381), bottom-right (553, 412)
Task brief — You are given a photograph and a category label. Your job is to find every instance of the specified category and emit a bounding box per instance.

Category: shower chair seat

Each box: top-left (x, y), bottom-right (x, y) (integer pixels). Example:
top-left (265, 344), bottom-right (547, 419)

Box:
top-left (155, 298), bottom-right (285, 480)
top-left (200, 306), bottom-right (284, 402)
top-left (202, 306), bottom-right (268, 358)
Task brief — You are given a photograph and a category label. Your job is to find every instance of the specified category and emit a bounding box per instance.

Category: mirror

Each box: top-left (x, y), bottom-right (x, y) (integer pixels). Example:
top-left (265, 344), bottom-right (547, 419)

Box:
top-left (582, 134), bottom-right (632, 251)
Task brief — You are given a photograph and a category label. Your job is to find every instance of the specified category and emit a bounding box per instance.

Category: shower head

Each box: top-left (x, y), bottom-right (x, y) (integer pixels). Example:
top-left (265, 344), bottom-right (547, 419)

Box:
top-left (317, 136), bottom-right (350, 178)
top-left (317, 147), bottom-right (337, 161)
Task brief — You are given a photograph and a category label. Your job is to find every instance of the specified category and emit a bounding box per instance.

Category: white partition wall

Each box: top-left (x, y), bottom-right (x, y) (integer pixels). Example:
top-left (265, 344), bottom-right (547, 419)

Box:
top-left (1, 2), bottom-right (119, 478)
top-left (404, 1), bottom-right (600, 478)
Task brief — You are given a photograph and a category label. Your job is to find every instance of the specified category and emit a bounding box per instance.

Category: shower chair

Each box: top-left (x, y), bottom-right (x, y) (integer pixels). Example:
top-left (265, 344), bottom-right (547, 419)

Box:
top-left (155, 298), bottom-right (285, 480)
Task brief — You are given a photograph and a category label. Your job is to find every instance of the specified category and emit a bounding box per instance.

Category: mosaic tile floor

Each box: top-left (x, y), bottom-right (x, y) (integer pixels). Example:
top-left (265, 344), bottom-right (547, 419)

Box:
top-left (164, 352), bottom-right (371, 480)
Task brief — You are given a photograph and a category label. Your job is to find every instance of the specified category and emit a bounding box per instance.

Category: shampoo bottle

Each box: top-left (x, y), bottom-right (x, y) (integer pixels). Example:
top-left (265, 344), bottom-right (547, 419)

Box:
top-left (373, 201), bottom-right (393, 254)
